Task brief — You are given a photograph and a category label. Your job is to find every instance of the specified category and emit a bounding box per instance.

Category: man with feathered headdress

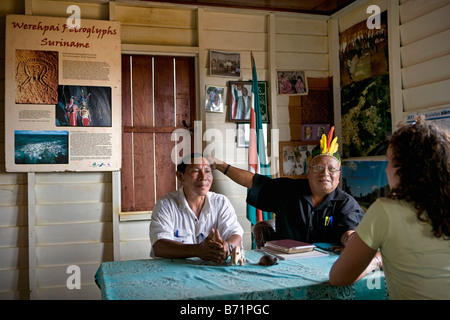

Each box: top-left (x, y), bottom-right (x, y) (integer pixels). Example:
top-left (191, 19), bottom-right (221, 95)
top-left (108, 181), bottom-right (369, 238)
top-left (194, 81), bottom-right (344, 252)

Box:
top-left (210, 126), bottom-right (364, 248)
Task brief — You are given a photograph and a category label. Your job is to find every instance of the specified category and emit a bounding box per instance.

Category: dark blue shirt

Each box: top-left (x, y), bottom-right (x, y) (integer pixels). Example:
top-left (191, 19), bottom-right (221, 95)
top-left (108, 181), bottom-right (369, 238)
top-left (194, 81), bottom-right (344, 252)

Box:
top-left (247, 174), bottom-right (364, 244)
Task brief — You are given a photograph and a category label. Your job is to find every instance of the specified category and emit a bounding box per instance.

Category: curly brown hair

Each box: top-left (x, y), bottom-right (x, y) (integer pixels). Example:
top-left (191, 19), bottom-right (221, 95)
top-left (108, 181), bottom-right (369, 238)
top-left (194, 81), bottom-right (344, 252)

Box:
top-left (388, 116), bottom-right (450, 239)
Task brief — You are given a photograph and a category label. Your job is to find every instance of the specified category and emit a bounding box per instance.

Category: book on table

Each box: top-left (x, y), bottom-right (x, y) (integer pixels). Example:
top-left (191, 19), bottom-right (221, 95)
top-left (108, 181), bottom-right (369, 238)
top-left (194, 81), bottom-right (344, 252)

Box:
top-left (261, 247), bottom-right (328, 260)
top-left (264, 239), bottom-right (315, 254)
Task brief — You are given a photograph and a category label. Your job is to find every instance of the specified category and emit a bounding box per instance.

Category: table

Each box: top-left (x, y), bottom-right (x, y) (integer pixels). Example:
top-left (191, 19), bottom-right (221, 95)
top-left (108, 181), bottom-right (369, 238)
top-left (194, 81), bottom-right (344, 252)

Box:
top-left (95, 248), bottom-right (388, 300)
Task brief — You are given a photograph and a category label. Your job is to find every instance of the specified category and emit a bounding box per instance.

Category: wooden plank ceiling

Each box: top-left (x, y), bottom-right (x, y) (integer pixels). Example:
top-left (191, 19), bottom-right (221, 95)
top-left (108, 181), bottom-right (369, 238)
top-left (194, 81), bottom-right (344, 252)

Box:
top-left (139, 0), bottom-right (357, 15)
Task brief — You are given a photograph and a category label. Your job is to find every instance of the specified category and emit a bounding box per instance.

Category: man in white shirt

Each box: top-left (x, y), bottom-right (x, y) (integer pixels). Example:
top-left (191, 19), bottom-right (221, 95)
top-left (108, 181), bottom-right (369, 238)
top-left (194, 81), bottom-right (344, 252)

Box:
top-left (236, 87), bottom-right (251, 120)
top-left (150, 153), bottom-right (243, 264)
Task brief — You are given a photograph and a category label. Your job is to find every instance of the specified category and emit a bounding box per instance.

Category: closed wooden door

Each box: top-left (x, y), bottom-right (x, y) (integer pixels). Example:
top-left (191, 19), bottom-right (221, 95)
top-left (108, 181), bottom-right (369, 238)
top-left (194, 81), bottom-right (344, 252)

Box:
top-left (121, 54), bottom-right (195, 212)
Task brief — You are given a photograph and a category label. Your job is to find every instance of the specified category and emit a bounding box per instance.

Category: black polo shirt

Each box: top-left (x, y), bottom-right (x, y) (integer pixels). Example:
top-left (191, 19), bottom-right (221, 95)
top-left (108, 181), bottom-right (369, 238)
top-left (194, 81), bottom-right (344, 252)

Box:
top-left (247, 174), bottom-right (364, 244)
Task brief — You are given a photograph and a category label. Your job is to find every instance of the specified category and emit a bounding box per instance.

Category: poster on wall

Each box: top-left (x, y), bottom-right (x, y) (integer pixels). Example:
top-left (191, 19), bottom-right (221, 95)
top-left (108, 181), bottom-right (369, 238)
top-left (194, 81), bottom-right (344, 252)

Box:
top-left (5, 15), bottom-right (121, 172)
top-left (339, 11), bottom-right (392, 158)
top-left (406, 108), bottom-right (450, 130)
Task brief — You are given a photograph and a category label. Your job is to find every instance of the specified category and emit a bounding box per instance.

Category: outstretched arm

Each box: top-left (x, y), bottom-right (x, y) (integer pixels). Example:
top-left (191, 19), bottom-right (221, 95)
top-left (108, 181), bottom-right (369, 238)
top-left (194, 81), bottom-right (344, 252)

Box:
top-left (209, 156), bottom-right (255, 189)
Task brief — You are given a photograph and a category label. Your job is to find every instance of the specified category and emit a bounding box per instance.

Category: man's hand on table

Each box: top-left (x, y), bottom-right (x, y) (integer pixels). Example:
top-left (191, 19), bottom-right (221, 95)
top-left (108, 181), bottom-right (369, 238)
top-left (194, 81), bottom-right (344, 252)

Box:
top-left (197, 228), bottom-right (229, 264)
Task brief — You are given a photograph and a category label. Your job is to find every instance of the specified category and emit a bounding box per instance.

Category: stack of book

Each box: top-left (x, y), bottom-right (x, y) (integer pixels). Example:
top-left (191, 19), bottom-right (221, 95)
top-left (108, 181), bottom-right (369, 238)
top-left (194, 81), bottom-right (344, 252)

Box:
top-left (262, 239), bottom-right (328, 260)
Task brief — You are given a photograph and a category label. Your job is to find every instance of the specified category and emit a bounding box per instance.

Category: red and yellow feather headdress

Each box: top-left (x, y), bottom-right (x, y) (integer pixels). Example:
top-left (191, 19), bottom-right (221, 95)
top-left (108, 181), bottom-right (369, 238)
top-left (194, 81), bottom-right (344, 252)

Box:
top-left (309, 126), bottom-right (341, 163)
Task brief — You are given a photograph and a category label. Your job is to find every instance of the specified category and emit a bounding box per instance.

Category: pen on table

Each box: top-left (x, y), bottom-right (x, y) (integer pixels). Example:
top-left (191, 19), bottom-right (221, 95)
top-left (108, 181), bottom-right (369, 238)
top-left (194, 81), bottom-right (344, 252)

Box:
top-left (175, 230), bottom-right (179, 237)
top-left (324, 216), bottom-right (329, 226)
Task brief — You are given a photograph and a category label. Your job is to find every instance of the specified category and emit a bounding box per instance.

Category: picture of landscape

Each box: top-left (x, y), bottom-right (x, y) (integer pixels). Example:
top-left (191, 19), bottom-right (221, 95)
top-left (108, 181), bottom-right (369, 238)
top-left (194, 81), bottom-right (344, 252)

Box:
top-left (341, 160), bottom-right (389, 212)
top-left (341, 74), bottom-right (391, 158)
top-left (15, 130), bottom-right (68, 164)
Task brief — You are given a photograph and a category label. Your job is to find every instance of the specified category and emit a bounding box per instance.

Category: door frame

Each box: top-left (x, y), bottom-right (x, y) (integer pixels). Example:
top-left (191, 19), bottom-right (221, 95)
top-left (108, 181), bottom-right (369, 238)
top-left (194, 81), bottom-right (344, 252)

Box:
top-left (111, 47), bottom-right (201, 260)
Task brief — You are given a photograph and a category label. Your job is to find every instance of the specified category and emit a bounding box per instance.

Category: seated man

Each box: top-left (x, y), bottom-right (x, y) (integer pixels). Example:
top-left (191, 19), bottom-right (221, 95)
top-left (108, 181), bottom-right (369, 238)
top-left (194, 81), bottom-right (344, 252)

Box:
top-left (210, 127), bottom-right (364, 247)
top-left (150, 153), bottom-right (243, 264)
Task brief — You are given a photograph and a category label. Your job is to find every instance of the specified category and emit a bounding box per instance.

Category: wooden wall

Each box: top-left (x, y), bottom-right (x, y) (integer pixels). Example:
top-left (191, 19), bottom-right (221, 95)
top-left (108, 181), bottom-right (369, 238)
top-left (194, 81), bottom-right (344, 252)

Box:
top-left (0, 0), bottom-right (449, 300)
top-left (399, 0), bottom-right (450, 113)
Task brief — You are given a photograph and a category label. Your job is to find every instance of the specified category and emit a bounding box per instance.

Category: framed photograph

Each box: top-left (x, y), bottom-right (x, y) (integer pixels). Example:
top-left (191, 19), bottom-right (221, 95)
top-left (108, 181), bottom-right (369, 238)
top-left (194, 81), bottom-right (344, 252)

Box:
top-left (205, 85), bottom-right (224, 113)
top-left (302, 124), bottom-right (330, 141)
top-left (258, 81), bottom-right (269, 123)
top-left (237, 123), bottom-right (268, 148)
top-left (341, 160), bottom-right (389, 211)
top-left (229, 81), bottom-right (252, 122)
top-left (279, 141), bottom-right (316, 178)
top-left (237, 123), bottom-right (249, 148)
top-left (229, 81), bottom-right (269, 123)
top-left (277, 70), bottom-right (308, 95)
top-left (210, 50), bottom-right (241, 78)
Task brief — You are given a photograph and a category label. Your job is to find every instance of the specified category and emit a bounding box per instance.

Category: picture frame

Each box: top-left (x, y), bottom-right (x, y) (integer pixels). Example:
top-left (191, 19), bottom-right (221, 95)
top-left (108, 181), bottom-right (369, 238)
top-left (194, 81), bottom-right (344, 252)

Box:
top-left (229, 81), bottom-right (269, 123)
top-left (237, 123), bottom-right (249, 148)
top-left (237, 123), bottom-right (268, 148)
top-left (210, 50), bottom-right (241, 78)
top-left (229, 81), bottom-right (252, 122)
top-left (279, 141), bottom-right (316, 178)
top-left (258, 81), bottom-right (269, 123)
top-left (205, 85), bottom-right (224, 113)
top-left (302, 124), bottom-right (330, 141)
top-left (277, 70), bottom-right (308, 95)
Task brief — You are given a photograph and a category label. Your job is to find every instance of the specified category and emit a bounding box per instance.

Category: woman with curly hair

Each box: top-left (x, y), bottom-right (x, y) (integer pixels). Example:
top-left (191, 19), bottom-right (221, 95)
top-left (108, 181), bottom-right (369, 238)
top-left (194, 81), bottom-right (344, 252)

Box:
top-left (329, 116), bottom-right (450, 299)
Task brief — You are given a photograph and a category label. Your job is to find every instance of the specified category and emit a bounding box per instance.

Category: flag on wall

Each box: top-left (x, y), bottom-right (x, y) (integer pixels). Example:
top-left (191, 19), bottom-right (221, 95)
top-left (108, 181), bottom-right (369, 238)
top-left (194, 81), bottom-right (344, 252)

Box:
top-left (247, 52), bottom-right (272, 225)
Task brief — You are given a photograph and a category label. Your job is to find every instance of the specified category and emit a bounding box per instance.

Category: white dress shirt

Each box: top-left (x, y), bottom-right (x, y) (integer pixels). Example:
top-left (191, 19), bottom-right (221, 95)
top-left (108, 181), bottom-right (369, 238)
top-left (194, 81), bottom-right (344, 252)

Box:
top-left (150, 186), bottom-right (244, 258)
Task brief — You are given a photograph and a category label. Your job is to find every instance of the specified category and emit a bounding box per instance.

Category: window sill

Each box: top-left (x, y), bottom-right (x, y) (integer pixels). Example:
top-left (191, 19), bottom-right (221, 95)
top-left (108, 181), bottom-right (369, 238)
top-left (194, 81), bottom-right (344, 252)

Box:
top-left (119, 211), bottom-right (152, 222)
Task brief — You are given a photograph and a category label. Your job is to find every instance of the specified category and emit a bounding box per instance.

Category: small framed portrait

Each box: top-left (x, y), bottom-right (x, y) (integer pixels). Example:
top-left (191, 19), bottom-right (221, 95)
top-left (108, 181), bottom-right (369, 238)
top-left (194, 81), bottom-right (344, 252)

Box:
top-left (210, 50), bottom-right (241, 78)
top-left (302, 124), bottom-right (330, 141)
top-left (277, 70), bottom-right (308, 95)
top-left (229, 81), bottom-right (252, 122)
top-left (205, 85), bottom-right (224, 113)
top-left (279, 141), bottom-right (317, 178)
top-left (229, 81), bottom-right (269, 123)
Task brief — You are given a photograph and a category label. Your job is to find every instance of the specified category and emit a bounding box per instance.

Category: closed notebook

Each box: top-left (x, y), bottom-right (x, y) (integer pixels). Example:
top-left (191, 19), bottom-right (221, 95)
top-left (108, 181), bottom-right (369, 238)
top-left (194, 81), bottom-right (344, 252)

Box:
top-left (264, 239), bottom-right (315, 254)
top-left (261, 247), bottom-right (328, 260)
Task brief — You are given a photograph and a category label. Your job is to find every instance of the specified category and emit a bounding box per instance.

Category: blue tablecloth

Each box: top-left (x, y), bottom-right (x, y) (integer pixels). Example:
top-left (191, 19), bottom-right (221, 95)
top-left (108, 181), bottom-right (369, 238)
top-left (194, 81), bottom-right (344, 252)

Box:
top-left (95, 249), bottom-right (388, 300)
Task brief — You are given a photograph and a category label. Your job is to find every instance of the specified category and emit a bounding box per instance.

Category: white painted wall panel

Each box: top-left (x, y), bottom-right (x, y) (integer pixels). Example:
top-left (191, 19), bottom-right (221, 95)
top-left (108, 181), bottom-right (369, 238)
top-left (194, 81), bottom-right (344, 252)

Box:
top-left (120, 240), bottom-right (151, 260)
top-left (36, 243), bottom-right (113, 267)
top-left (36, 202), bottom-right (112, 225)
top-left (402, 55), bottom-right (450, 89)
top-left (203, 11), bottom-right (266, 32)
top-left (400, 0), bottom-right (450, 112)
top-left (116, 5), bottom-right (196, 28)
top-left (0, 205), bottom-right (27, 227)
top-left (401, 30), bottom-right (450, 68)
top-left (35, 284), bottom-right (101, 300)
top-left (399, 0), bottom-right (449, 24)
top-left (0, 226), bottom-right (27, 248)
top-left (0, 247), bottom-right (27, 270)
top-left (35, 183), bottom-right (112, 204)
top-left (36, 222), bottom-right (113, 245)
top-left (402, 79), bottom-right (450, 112)
top-left (400, 4), bottom-right (450, 46)
top-left (276, 34), bottom-right (328, 53)
top-left (275, 16), bottom-right (327, 36)
top-left (36, 263), bottom-right (99, 288)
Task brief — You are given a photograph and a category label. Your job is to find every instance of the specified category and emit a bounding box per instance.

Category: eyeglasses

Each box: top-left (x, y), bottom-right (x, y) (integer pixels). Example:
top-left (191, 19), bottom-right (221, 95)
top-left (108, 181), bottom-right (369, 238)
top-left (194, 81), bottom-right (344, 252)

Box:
top-left (311, 164), bottom-right (340, 174)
